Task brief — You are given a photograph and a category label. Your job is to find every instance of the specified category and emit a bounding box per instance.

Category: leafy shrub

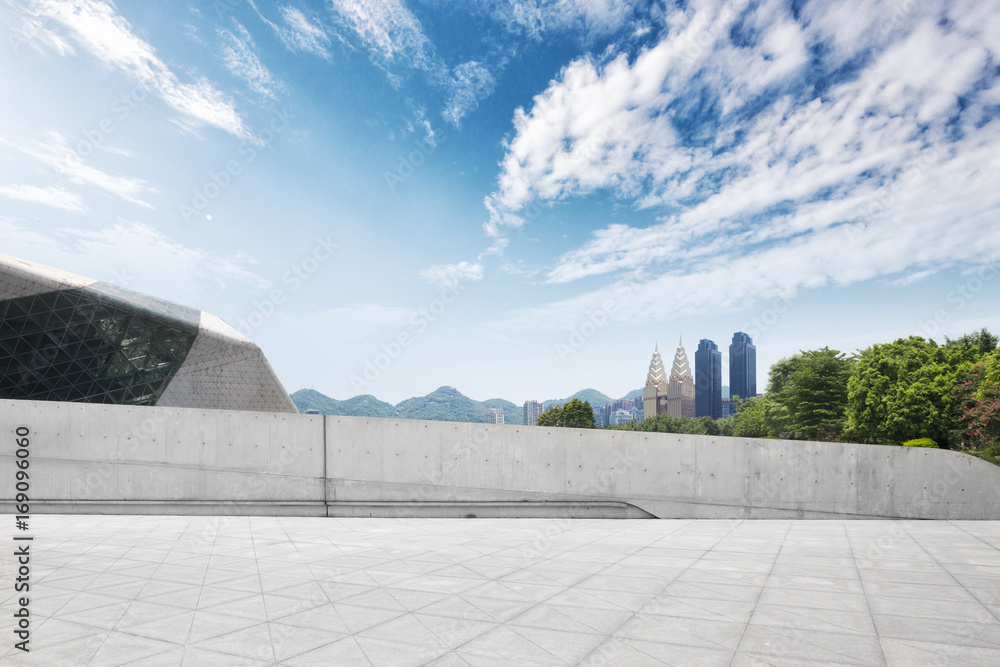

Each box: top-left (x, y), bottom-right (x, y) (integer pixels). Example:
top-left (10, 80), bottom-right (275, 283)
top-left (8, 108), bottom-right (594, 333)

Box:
top-left (902, 438), bottom-right (938, 448)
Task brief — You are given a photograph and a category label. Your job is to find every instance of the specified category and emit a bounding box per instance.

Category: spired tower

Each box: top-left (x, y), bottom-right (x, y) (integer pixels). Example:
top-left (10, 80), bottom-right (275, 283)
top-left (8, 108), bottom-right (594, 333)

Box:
top-left (643, 344), bottom-right (669, 418)
top-left (667, 337), bottom-right (696, 418)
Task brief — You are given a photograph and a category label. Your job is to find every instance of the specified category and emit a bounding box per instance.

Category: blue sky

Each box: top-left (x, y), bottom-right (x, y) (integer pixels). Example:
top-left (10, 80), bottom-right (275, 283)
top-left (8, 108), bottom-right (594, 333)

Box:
top-left (2, 0), bottom-right (999, 405)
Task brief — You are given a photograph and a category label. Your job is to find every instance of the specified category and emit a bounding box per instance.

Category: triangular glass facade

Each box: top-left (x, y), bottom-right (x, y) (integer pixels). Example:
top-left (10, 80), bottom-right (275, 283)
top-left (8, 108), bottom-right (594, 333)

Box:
top-left (0, 282), bottom-right (200, 405)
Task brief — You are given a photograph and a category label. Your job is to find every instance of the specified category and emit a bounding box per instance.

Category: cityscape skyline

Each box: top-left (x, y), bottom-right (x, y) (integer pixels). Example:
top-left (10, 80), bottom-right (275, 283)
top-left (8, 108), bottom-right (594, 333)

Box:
top-left (2, 1), bottom-right (999, 404)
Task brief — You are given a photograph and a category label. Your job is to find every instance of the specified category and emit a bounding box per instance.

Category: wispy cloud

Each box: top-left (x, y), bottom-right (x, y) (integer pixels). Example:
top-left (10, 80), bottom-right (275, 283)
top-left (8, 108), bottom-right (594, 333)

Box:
top-left (11, 132), bottom-right (157, 209)
top-left (219, 23), bottom-right (278, 98)
top-left (249, 1), bottom-right (333, 60)
top-left (328, 0), bottom-right (438, 74)
top-left (21, 0), bottom-right (246, 137)
top-left (482, 0), bottom-right (1000, 332)
top-left (443, 60), bottom-right (496, 127)
top-left (481, 0), bottom-right (635, 40)
top-left (0, 185), bottom-right (85, 213)
top-left (419, 261), bottom-right (483, 289)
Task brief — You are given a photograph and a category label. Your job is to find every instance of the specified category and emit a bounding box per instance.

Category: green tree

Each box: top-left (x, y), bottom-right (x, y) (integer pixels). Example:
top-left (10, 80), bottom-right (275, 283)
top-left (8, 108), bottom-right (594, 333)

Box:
top-left (955, 351), bottom-right (1000, 452)
top-left (729, 395), bottom-right (783, 438)
top-left (945, 327), bottom-right (999, 357)
top-left (846, 336), bottom-right (974, 445)
top-left (536, 398), bottom-right (595, 428)
top-left (767, 347), bottom-right (854, 439)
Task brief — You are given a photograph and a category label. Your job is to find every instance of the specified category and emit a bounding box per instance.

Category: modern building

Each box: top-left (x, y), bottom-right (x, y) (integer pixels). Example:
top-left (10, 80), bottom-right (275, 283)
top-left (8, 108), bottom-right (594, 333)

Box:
top-left (729, 332), bottom-right (757, 402)
top-left (484, 407), bottom-right (504, 424)
top-left (695, 339), bottom-right (722, 419)
top-left (0, 253), bottom-right (296, 412)
top-left (643, 344), bottom-right (668, 418)
top-left (610, 408), bottom-right (634, 426)
top-left (722, 397), bottom-right (732, 419)
top-left (667, 338), bottom-right (696, 418)
top-left (523, 399), bottom-right (543, 426)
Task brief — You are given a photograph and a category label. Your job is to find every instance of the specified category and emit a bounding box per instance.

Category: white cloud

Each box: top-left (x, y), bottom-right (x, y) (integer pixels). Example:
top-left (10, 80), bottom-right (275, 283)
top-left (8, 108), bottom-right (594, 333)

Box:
top-left (419, 261), bottom-right (484, 289)
top-left (219, 24), bottom-right (278, 99)
top-left (22, 0), bottom-right (246, 137)
top-left (0, 219), bottom-right (268, 305)
top-left (0, 185), bottom-right (85, 213)
top-left (484, 0), bottom-right (1000, 331)
top-left (443, 61), bottom-right (496, 127)
top-left (329, 0), bottom-right (439, 74)
top-left (249, 2), bottom-right (333, 60)
top-left (484, 0), bottom-right (635, 39)
top-left (12, 133), bottom-right (157, 209)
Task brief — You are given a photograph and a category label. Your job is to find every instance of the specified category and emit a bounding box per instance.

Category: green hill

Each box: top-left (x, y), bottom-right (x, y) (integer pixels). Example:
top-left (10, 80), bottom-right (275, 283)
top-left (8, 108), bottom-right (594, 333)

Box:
top-left (291, 386), bottom-right (523, 425)
top-left (620, 388), bottom-right (643, 400)
top-left (290, 389), bottom-right (396, 417)
top-left (544, 388), bottom-right (613, 409)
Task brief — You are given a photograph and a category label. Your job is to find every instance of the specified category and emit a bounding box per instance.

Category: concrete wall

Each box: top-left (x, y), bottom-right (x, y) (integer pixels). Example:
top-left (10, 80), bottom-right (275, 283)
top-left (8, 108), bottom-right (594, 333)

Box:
top-left (3, 400), bottom-right (999, 519)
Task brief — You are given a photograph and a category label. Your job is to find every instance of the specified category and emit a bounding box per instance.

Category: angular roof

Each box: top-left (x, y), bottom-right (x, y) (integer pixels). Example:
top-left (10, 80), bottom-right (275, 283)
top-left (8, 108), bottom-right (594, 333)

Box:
top-left (646, 343), bottom-right (667, 385)
top-left (0, 253), bottom-right (296, 413)
top-left (671, 337), bottom-right (692, 380)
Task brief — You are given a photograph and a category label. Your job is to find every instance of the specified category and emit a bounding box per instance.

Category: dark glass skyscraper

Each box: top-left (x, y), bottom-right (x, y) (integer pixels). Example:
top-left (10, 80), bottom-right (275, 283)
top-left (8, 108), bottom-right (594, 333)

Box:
top-left (695, 339), bottom-right (722, 419)
top-left (729, 332), bottom-right (757, 402)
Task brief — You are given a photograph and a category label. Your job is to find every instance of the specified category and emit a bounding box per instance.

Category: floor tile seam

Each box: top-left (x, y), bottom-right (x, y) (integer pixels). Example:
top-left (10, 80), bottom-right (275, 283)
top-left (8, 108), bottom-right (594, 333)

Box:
top-left (398, 521), bottom-right (658, 664)
top-left (896, 520), bottom-right (1000, 625)
top-left (245, 519), bottom-right (281, 664)
top-left (723, 520), bottom-right (793, 667)
top-left (844, 519), bottom-right (893, 667)
top-left (76, 519), bottom-right (194, 666)
top-left (574, 519), bottom-right (750, 667)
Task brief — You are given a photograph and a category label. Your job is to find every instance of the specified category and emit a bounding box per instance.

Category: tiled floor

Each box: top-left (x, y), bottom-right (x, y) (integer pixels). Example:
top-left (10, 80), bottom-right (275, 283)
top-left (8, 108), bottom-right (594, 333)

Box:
top-left (2, 517), bottom-right (999, 666)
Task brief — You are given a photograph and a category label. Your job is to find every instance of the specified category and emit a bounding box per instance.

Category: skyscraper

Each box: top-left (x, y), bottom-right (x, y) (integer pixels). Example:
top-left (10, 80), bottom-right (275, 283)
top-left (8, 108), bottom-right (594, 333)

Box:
top-left (523, 400), bottom-right (543, 426)
top-left (643, 344), bottom-right (669, 418)
top-left (667, 338), bottom-right (696, 418)
top-left (484, 408), bottom-right (504, 424)
top-left (695, 339), bottom-right (722, 419)
top-left (729, 332), bottom-right (757, 402)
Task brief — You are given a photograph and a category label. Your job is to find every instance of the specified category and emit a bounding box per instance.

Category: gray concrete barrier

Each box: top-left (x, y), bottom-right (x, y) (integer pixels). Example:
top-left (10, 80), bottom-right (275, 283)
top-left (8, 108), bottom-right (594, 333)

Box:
top-left (2, 400), bottom-right (998, 519)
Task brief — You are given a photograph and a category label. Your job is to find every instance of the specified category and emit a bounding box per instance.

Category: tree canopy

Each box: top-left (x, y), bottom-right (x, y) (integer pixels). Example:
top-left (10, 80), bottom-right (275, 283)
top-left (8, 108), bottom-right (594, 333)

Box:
top-left (537, 398), bottom-right (595, 428)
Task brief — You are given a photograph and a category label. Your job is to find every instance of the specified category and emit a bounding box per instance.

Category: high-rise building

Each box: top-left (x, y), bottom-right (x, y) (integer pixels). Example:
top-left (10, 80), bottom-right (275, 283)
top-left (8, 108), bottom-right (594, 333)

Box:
top-left (523, 400), bottom-right (543, 426)
top-left (610, 409), bottom-right (634, 426)
top-left (667, 338), bottom-right (696, 418)
top-left (643, 344), bottom-right (669, 417)
top-left (484, 408), bottom-right (504, 424)
top-left (721, 397), bottom-right (732, 419)
top-left (729, 332), bottom-right (757, 402)
top-left (695, 339), bottom-right (722, 419)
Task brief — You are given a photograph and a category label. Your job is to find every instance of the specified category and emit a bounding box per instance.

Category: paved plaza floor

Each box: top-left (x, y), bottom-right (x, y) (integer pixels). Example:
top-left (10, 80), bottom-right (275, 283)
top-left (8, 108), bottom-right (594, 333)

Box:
top-left (1, 516), bottom-right (999, 666)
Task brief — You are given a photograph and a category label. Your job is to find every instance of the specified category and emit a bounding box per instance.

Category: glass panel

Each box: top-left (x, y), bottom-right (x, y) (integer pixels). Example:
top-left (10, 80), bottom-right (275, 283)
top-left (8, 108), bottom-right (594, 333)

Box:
top-left (0, 284), bottom-right (201, 406)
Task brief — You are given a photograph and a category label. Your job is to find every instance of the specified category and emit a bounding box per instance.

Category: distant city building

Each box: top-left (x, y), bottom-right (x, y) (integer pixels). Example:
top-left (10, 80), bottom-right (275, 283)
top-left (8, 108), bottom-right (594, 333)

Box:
top-left (667, 338), bottom-right (696, 419)
top-left (722, 397), bottom-right (732, 419)
top-left (729, 332), bottom-right (757, 402)
top-left (593, 409), bottom-right (606, 428)
top-left (303, 408), bottom-right (322, 415)
top-left (523, 400), bottom-right (543, 426)
top-left (695, 339), bottom-right (722, 420)
top-left (631, 405), bottom-right (644, 422)
top-left (643, 344), bottom-right (669, 418)
top-left (610, 409), bottom-right (634, 426)
top-left (484, 408), bottom-right (504, 424)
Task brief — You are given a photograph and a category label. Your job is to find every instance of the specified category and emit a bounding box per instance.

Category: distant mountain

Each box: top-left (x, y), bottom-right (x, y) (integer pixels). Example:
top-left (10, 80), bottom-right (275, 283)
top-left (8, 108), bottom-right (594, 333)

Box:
top-left (620, 388), bottom-right (643, 400)
top-left (291, 386), bottom-right (524, 425)
top-left (544, 388), bottom-right (614, 409)
top-left (291, 389), bottom-right (395, 418)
